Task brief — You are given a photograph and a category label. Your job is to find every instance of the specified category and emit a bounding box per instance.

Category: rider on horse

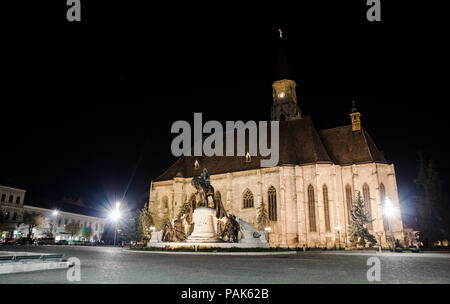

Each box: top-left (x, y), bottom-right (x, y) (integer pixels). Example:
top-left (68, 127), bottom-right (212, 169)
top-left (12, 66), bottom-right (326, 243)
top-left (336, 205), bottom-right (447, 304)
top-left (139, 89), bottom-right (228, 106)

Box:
top-left (200, 168), bottom-right (210, 188)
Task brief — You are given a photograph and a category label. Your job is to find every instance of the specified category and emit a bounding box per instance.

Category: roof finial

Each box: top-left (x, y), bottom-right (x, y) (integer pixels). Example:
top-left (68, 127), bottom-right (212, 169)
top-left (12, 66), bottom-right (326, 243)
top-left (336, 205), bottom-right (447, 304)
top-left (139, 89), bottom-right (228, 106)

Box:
top-left (278, 28), bottom-right (283, 39)
top-left (351, 99), bottom-right (358, 113)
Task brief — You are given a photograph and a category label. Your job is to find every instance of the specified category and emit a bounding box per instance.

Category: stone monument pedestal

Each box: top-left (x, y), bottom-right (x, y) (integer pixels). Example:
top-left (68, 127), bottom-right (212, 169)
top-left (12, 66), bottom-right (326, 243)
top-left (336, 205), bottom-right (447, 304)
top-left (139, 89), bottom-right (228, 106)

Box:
top-left (186, 207), bottom-right (219, 243)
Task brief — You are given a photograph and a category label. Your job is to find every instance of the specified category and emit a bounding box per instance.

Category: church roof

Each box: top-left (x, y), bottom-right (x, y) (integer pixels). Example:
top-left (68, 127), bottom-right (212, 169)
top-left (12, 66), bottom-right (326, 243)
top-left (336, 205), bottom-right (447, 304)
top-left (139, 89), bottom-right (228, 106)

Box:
top-left (154, 117), bottom-right (387, 182)
top-left (319, 125), bottom-right (386, 165)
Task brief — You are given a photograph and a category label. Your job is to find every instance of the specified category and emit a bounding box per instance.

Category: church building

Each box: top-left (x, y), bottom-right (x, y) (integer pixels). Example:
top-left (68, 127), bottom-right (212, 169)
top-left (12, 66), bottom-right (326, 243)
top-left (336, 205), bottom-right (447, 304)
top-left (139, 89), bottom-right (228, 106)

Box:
top-left (149, 39), bottom-right (405, 248)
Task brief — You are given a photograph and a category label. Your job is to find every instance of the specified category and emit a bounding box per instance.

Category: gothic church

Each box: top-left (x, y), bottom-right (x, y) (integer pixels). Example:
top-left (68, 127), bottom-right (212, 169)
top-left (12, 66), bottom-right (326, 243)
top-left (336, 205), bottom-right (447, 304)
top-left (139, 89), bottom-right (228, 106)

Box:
top-left (149, 40), bottom-right (404, 248)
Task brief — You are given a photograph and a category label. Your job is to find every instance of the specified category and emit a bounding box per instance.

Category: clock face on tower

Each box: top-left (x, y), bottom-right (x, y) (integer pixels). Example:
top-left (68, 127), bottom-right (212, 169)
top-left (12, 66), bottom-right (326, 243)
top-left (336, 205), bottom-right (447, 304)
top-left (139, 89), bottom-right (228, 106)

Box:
top-left (278, 92), bottom-right (285, 98)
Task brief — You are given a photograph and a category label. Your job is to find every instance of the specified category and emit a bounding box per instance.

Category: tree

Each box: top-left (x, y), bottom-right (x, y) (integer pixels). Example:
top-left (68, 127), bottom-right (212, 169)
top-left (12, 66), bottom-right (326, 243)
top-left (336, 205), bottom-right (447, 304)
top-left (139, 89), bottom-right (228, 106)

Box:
top-left (81, 226), bottom-right (93, 241)
top-left (65, 222), bottom-right (81, 238)
top-left (414, 153), bottom-right (448, 248)
top-left (22, 212), bottom-right (45, 238)
top-left (256, 201), bottom-right (269, 230)
top-left (348, 192), bottom-right (377, 247)
top-left (138, 202), bottom-right (154, 242)
top-left (122, 210), bottom-right (141, 243)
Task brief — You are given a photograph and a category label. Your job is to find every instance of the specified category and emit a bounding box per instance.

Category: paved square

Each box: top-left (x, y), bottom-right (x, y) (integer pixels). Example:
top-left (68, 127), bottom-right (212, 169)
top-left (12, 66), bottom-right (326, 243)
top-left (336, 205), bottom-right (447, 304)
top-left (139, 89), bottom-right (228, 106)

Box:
top-left (1, 246), bottom-right (449, 283)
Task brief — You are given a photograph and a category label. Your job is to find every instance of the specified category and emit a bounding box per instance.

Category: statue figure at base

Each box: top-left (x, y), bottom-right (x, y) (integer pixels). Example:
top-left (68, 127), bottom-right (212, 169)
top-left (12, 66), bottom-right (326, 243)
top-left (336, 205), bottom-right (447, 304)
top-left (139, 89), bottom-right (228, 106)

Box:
top-left (220, 214), bottom-right (240, 242)
top-left (162, 218), bottom-right (187, 242)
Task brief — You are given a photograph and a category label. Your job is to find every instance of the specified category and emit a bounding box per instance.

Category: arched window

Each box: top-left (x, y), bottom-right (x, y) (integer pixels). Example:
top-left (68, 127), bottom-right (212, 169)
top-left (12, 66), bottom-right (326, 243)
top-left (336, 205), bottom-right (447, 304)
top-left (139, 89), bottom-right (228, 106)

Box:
top-left (308, 185), bottom-right (317, 232)
top-left (323, 185), bottom-right (331, 232)
top-left (162, 196), bottom-right (169, 211)
top-left (242, 189), bottom-right (254, 209)
top-left (362, 184), bottom-right (372, 230)
top-left (268, 186), bottom-right (277, 221)
top-left (345, 185), bottom-right (352, 224)
top-left (380, 183), bottom-right (389, 232)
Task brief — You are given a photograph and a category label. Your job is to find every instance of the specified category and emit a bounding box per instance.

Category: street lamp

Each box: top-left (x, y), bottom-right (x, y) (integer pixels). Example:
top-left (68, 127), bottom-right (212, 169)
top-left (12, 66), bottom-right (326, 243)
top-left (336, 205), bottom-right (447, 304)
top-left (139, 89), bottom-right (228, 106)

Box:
top-left (110, 201), bottom-right (122, 246)
top-left (383, 197), bottom-right (396, 252)
top-left (335, 226), bottom-right (342, 250)
top-left (264, 226), bottom-right (271, 244)
top-left (376, 232), bottom-right (383, 252)
top-left (51, 210), bottom-right (59, 236)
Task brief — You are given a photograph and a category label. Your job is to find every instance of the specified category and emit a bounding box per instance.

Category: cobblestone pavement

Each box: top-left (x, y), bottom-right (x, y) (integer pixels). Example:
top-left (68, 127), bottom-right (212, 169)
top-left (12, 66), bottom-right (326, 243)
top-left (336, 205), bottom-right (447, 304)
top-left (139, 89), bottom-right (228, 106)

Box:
top-left (1, 246), bottom-right (449, 284)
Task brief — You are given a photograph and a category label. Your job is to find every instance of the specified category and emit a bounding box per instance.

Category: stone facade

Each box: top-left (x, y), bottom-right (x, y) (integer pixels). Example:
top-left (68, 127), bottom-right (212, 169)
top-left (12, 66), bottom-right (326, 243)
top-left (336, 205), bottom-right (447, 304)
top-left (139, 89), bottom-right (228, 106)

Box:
top-left (150, 162), bottom-right (404, 248)
top-left (0, 185), bottom-right (26, 226)
top-left (19, 205), bottom-right (107, 241)
top-left (0, 185), bottom-right (106, 241)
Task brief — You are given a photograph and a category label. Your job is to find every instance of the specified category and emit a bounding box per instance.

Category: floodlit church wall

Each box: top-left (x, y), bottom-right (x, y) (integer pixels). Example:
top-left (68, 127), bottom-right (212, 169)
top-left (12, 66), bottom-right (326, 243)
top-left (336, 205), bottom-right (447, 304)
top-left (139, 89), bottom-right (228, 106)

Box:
top-left (150, 160), bottom-right (404, 248)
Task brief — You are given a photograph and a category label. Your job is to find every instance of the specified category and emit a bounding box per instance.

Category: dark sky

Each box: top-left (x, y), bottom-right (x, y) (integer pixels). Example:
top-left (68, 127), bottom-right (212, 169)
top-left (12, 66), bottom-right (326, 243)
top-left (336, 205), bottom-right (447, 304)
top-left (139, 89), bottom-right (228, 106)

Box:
top-left (1, 1), bottom-right (448, 225)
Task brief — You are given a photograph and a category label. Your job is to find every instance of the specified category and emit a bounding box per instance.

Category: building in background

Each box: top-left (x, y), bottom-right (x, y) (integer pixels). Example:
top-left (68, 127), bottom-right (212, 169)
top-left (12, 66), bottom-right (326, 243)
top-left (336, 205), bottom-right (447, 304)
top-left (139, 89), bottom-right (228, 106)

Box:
top-left (149, 39), bottom-right (405, 248)
top-left (0, 184), bottom-right (106, 241)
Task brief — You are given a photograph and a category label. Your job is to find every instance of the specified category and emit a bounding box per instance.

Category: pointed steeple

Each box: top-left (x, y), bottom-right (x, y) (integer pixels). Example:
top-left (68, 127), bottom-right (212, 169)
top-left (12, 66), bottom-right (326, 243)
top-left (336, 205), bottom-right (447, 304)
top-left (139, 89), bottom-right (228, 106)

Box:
top-left (275, 36), bottom-right (291, 81)
top-left (271, 29), bottom-right (301, 121)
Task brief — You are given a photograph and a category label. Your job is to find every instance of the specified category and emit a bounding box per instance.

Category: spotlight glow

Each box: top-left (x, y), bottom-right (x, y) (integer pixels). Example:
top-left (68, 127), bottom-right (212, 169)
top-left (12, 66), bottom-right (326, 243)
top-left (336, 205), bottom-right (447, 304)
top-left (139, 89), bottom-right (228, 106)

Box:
top-left (110, 209), bottom-right (121, 221)
top-left (383, 197), bottom-right (396, 218)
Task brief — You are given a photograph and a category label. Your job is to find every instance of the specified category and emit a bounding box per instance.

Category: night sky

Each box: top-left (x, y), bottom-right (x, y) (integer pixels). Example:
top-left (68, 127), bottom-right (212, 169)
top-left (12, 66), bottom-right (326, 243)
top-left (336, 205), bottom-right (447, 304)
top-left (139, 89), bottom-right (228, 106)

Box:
top-left (1, 1), bottom-right (448, 226)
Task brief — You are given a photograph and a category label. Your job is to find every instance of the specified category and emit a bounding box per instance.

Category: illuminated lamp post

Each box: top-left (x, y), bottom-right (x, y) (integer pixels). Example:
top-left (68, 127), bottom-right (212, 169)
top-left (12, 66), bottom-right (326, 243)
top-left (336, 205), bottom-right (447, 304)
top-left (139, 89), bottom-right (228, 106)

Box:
top-left (383, 197), bottom-right (396, 252)
top-left (110, 201), bottom-right (122, 246)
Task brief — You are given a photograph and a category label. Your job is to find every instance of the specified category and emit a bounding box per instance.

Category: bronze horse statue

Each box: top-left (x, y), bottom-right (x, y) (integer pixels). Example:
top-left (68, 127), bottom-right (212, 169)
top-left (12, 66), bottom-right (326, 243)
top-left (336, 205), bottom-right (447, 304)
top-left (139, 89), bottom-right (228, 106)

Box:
top-left (191, 175), bottom-right (215, 209)
top-left (191, 173), bottom-right (228, 219)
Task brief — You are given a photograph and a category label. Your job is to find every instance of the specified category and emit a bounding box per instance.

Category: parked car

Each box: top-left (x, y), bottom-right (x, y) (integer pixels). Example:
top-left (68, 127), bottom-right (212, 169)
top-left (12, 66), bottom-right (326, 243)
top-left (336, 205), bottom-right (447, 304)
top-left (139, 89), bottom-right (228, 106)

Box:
top-left (56, 240), bottom-right (68, 245)
top-left (37, 237), bottom-right (55, 245)
top-left (92, 240), bottom-right (104, 246)
top-left (15, 237), bottom-right (35, 245)
top-left (0, 238), bottom-right (10, 245)
top-left (3, 238), bottom-right (17, 245)
top-left (68, 240), bottom-right (82, 246)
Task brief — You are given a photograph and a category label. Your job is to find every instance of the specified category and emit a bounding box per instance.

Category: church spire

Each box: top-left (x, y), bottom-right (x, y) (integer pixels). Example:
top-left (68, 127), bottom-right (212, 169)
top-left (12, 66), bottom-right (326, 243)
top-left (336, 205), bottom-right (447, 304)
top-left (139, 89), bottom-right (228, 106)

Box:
top-left (275, 30), bottom-right (291, 81)
top-left (271, 29), bottom-right (301, 121)
top-left (350, 100), bottom-right (362, 131)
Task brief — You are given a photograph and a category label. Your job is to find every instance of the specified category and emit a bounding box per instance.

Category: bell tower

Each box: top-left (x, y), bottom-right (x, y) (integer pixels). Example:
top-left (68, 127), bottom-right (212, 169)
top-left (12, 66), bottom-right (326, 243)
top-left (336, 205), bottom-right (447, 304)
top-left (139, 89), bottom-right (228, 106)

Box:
top-left (271, 30), bottom-right (301, 121)
top-left (350, 100), bottom-right (362, 131)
